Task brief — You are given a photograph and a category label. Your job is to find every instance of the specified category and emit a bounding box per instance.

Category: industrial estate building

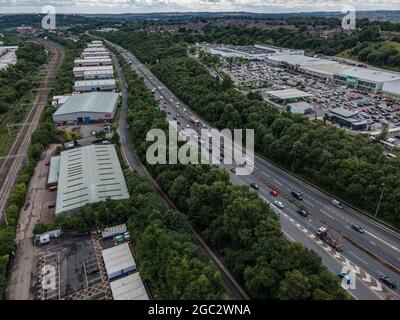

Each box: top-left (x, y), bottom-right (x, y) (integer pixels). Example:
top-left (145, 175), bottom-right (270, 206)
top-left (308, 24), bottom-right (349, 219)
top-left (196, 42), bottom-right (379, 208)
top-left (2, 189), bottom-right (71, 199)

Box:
top-left (73, 79), bottom-right (116, 92)
top-left (110, 273), bottom-right (149, 300)
top-left (102, 243), bottom-right (137, 281)
top-left (74, 57), bottom-right (112, 67)
top-left (51, 144), bottom-right (129, 215)
top-left (53, 92), bottom-right (119, 123)
top-left (52, 41), bottom-right (118, 124)
top-left (73, 65), bottom-right (114, 78)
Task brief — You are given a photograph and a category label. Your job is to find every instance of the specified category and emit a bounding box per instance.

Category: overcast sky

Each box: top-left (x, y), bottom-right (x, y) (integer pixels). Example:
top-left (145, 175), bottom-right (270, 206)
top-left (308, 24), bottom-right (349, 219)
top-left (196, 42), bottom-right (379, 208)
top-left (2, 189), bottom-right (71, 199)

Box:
top-left (0, 0), bottom-right (399, 14)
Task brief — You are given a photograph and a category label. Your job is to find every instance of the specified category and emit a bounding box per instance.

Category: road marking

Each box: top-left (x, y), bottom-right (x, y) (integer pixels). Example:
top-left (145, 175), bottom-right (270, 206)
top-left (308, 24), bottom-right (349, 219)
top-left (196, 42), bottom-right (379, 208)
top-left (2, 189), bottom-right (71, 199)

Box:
top-left (370, 281), bottom-right (382, 292)
top-left (273, 179), bottom-right (283, 186)
top-left (320, 210), bottom-right (334, 220)
top-left (348, 251), bottom-right (368, 265)
top-left (303, 199), bottom-right (314, 207)
top-left (362, 273), bottom-right (372, 283)
top-left (369, 241), bottom-right (377, 246)
top-left (364, 230), bottom-right (400, 253)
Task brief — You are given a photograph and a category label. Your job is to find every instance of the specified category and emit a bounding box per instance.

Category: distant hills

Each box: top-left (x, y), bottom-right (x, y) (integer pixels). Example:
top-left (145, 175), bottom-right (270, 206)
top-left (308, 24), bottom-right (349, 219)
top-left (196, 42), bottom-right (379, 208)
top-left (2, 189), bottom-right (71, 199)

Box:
top-left (84, 10), bottom-right (400, 21)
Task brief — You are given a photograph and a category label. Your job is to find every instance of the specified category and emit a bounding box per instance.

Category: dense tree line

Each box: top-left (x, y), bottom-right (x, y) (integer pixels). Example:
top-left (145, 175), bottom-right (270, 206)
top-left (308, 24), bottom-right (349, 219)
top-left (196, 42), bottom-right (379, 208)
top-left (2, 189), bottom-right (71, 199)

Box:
top-left (100, 30), bottom-right (400, 228)
top-left (0, 40), bottom-right (47, 115)
top-left (88, 41), bottom-right (348, 299)
top-left (0, 37), bottom-right (82, 299)
top-left (174, 25), bottom-right (400, 69)
top-left (57, 171), bottom-right (225, 299)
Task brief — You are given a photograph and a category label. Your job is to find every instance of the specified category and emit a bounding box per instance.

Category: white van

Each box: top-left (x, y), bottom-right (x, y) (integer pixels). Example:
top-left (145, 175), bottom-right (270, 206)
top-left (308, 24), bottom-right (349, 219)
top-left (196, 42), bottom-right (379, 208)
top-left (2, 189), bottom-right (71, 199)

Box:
top-left (332, 199), bottom-right (343, 209)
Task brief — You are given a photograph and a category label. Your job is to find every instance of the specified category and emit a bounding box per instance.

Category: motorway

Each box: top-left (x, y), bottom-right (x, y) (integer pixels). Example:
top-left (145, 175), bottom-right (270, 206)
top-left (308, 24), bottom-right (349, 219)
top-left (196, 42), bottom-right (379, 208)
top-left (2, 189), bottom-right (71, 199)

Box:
top-left (110, 49), bottom-right (250, 300)
top-left (106, 40), bottom-right (399, 300)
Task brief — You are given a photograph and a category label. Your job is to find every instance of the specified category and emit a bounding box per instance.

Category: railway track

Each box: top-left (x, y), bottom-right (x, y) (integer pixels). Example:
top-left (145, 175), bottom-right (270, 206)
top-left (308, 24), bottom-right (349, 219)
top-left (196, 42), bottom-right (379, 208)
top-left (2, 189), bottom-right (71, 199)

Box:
top-left (0, 39), bottom-right (64, 219)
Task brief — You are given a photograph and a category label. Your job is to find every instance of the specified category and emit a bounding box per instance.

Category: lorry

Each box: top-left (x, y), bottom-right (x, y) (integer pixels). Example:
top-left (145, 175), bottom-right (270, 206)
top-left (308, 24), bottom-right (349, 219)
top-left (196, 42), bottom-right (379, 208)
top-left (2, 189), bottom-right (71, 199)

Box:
top-left (316, 227), bottom-right (343, 251)
top-left (190, 115), bottom-right (200, 126)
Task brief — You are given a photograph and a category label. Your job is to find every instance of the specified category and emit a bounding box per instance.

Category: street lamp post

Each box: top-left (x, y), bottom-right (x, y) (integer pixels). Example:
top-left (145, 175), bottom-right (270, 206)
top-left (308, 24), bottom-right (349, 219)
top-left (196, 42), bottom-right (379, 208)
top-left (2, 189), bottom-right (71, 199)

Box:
top-left (375, 183), bottom-right (385, 218)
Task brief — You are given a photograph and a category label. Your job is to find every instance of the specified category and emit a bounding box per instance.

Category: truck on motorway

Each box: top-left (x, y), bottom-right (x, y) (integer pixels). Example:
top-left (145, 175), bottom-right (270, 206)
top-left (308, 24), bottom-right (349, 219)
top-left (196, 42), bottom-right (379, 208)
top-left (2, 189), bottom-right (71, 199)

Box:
top-left (316, 227), bottom-right (343, 251)
top-left (190, 115), bottom-right (200, 126)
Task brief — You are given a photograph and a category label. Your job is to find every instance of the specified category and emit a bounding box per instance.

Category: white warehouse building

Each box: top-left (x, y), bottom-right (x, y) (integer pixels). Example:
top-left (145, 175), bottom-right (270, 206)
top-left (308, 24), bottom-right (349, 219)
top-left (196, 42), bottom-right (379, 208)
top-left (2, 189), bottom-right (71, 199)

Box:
top-left (52, 92), bottom-right (119, 124)
top-left (81, 51), bottom-right (110, 58)
top-left (74, 79), bottom-right (116, 93)
top-left (74, 58), bottom-right (112, 67)
top-left (82, 69), bottom-right (114, 80)
top-left (73, 65), bottom-right (113, 78)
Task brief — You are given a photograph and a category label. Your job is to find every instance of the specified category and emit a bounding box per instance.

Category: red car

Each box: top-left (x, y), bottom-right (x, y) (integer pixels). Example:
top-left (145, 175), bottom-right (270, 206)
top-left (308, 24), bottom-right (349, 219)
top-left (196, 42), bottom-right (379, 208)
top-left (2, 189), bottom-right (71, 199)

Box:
top-left (270, 189), bottom-right (278, 196)
top-left (45, 159), bottom-right (50, 166)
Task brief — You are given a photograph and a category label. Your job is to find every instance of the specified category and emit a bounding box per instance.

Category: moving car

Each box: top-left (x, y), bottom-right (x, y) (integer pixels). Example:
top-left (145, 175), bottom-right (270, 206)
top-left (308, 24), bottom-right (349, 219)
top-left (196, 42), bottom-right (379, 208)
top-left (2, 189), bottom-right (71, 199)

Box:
top-left (296, 208), bottom-right (308, 217)
top-left (351, 224), bottom-right (364, 234)
top-left (250, 182), bottom-right (259, 190)
top-left (274, 201), bottom-right (284, 209)
top-left (48, 203), bottom-right (56, 209)
top-left (337, 272), bottom-right (351, 285)
top-left (291, 191), bottom-right (303, 200)
top-left (332, 199), bottom-right (343, 209)
top-left (270, 189), bottom-right (278, 196)
top-left (45, 159), bottom-right (50, 166)
top-left (379, 275), bottom-right (397, 289)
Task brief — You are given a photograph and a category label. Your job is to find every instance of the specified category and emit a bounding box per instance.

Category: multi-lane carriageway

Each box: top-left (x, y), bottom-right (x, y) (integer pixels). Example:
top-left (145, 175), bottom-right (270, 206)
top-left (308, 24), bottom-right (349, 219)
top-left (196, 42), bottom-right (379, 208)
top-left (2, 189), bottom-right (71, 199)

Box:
top-left (106, 39), bottom-right (400, 300)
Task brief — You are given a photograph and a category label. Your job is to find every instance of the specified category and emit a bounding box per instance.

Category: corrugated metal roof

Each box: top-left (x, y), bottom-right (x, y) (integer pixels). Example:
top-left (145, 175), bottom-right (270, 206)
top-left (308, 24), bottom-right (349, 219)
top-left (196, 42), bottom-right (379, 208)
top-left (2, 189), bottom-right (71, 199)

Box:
top-left (53, 92), bottom-right (118, 116)
top-left (383, 79), bottom-right (400, 96)
top-left (110, 273), bottom-right (149, 300)
top-left (102, 243), bottom-right (136, 278)
top-left (74, 79), bottom-right (116, 87)
top-left (55, 144), bottom-right (129, 214)
top-left (73, 66), bottom-right (113, 72)
top-left (47, 156), bottom-right (60, 185)
top-left (266, 88), bottom-right (313, 100)
top-left (331, 107), bottom-right (357, 118)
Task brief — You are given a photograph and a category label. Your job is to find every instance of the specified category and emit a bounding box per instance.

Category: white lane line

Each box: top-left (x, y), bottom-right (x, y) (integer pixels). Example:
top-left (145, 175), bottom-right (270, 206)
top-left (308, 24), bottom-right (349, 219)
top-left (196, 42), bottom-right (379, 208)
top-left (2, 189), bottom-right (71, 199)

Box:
top-left (273, 179), bottom-right (283, 186)
top-left (364, 230), bottom-right (400, 253)
top-left (369, 241), bottom-right (377, 246)
top-left (304, 199), bottom-right (314, 207)
top-left (320, 209), bottom-right (334, 220)
top-left (348, 251), bottom-right (368, 265)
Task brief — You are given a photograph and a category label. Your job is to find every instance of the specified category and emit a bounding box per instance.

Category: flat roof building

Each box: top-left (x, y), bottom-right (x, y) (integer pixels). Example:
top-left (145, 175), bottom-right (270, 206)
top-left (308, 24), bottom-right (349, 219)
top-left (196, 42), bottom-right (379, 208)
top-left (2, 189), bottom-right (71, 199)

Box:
top-left (266, 88), bottom-right (313, 104)
top-left (74, 79), bottom-right (116, 93)
top-left (53, 92), bottom-right (119, 123)
top-left (382, 79), bottom-right (400, 98)
top-left (102, 224), bottom-right (128, 240)
top-left (286, 101), bottom-right (314, 114)
top-left (325, 107), bottom-right (368, 131)
top-left (47, 156), bottom-right (60, 188)
top-left (74, 58), bottom-right (112, 67)
top-left (82, 51), bottom-right (110, 58)
top-left (102, 243), bottom-right (137, 281)
top-left (73, 65), bottom-right (113, 78)
top-left (82, 69), bottom-right (114, 80)
top-left (110, 273), bottom-right (149, 300)
top-left (55, 144), bottom-right (129, 215)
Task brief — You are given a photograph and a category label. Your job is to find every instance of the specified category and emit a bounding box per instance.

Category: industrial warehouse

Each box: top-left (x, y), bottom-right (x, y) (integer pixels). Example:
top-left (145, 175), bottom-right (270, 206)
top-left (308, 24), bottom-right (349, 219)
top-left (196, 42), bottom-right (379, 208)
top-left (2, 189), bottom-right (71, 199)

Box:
top-left (53, 40), bottom-right (118, 124)
top-left (47, 144), bottom-right (129, 215)
top-left (73, 79), bottom-right (116, 92)
top-left (52, 91), bottom-right (119, 123)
